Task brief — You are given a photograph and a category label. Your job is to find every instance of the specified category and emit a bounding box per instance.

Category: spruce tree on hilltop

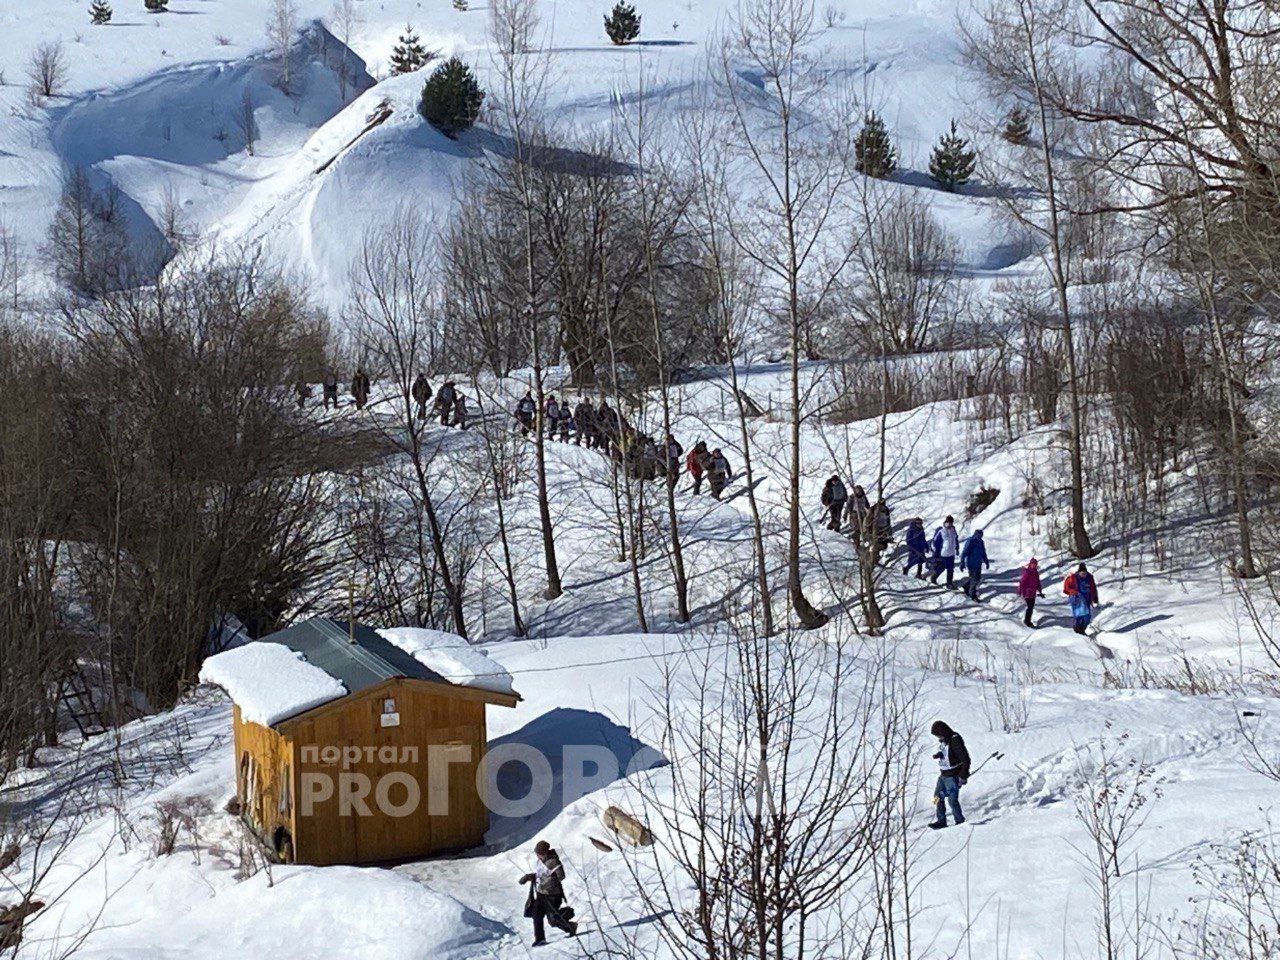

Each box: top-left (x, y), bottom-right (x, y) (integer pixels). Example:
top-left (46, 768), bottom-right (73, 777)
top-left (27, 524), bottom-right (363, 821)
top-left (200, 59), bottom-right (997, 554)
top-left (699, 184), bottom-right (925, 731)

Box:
top-left (144, 0), bottom-right (168, 11)
top-left (390, 25), bottom-right (430, 75)
top-left (855, 112), bottom-right (896, 179)
top-left (90, 0), bottom-right (113, 23)
top-left (419, 56), bottom-right (484, 138)
top-left (928, 120), bottom-right (977, 192)
top-left (604, 1), bottom-right (641, 45)
top-left (1002, 105), bottom-right (1032, 146)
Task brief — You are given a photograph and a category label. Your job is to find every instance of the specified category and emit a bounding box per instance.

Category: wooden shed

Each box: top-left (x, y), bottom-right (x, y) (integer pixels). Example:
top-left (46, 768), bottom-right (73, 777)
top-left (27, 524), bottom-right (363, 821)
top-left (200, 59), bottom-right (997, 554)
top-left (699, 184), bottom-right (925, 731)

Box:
top-left (206, 617), bottom-right (519, 866)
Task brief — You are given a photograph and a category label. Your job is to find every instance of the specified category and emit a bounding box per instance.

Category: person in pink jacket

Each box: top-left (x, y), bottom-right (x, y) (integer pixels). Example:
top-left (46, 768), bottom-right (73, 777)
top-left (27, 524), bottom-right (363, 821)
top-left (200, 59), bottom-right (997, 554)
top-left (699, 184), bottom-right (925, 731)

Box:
top-left (1018, 558), bottom-right (1045, 627)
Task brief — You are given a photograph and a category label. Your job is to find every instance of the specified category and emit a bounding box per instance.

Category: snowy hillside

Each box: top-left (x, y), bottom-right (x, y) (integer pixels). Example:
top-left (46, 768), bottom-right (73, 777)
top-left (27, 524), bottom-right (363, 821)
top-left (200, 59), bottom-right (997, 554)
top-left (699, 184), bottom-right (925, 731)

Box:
top-left (3, 0), bottom-right (1280, 959)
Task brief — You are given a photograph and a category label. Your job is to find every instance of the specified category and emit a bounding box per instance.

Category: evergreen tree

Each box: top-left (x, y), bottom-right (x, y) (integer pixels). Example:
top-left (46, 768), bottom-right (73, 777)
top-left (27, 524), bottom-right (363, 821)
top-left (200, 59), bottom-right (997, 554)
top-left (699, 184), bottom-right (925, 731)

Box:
top-left (144, 0), bottom-right (168, 11)
top-left (90, 0), bottom-right (113, 23)
top-left (419, 56), bottom-right (484, 138)
top-left (604, 1), bottom-right (641, 45)
top-left (453, 0), bottom-right (469, 10)
top-left (1002, 105), bottom-right (1032, 146)
top-left (390, 25), bottom-right (429, 75)
top-left (928, 120), bottom-right (977, 192)
top-left (854, 112), bottom-right (896, 179)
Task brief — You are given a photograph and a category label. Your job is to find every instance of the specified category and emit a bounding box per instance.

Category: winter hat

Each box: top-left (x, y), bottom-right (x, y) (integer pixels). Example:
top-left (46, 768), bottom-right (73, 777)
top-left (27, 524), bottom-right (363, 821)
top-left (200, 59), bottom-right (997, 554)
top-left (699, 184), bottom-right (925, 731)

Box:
top-left (930, 721), bottom-right (953, 738)
top-left (534, 840), bottom-right (551, 856)
top-left (1028, 557), bottom-right (1038, 567)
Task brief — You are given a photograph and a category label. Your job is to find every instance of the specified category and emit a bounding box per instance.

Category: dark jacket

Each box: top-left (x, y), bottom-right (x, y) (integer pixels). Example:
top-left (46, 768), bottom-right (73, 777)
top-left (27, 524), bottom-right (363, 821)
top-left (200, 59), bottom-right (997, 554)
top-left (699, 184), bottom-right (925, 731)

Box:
top-left (822, 478), bottom-right (848, 506)
top-left (906, 521), bottom-right (928, 556)
top-left (959, 533), bottom-right (988, 571)
top-left (938, 730), bottom-right (971, 781)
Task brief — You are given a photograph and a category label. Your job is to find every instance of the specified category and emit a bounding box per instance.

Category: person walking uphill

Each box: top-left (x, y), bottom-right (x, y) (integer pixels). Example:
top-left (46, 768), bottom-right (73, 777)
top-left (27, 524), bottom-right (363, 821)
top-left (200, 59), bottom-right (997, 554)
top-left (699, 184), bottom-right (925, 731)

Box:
top-left (519, 840), bottom-right (578, 945)
top-left (930, 516), bottom-right (960, 588)
top-left (351, 367), bottom-right (371, 410)
top-left (514, 391), bottom-right (536, 436)
top-left (411, 373), bottom-right (433, 421)
top-left (1064, 563), bottom-right (1100, 635)
top-left (904, 518), bottom-right (929, 577)
top-left (959, 529), bottom-right (990, 600)
top-left (1018, 558), bottom-right (1045, 627)
top-left (687, 440), bottom-right (709, 495)
top-left (322, 369), bottom-right (340, 410)
top-left (928, 720), bottom-right (970, 829)
top-left (821, 475), bottom-right (848, 531)
top-left (707, 448), bottom-right (733, 500)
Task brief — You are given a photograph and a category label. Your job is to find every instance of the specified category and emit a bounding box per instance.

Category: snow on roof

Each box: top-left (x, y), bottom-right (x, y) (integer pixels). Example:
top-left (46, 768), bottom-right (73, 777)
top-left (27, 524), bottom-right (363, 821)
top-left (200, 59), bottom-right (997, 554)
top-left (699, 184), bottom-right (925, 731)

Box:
top-left (377, 628), bottom-right (516, 697)
top-left (199, 643), bottom-right (347, 727)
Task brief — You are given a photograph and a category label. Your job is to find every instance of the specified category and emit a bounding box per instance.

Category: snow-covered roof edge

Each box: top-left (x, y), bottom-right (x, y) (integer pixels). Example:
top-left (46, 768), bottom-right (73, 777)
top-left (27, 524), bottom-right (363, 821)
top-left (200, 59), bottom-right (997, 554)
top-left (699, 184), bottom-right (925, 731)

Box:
top-left (199, 642), bottom-right (348, 727)
top-left (376, 627), bottom-right (517, 699)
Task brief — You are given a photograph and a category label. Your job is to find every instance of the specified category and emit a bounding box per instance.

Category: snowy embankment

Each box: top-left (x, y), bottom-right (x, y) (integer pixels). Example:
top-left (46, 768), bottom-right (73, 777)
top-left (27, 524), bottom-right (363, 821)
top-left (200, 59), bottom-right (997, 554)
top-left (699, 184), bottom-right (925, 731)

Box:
top-left (10, 631), bottom-right (1276, 959)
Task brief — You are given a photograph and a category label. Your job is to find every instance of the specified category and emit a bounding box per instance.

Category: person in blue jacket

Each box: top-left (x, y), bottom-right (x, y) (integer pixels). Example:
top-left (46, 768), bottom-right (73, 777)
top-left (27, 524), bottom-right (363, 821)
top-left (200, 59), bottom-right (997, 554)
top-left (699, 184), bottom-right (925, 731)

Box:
top-left (959, 529), bottom-right (990, 600)
top-left (903, 518), bottom-right (929, 577)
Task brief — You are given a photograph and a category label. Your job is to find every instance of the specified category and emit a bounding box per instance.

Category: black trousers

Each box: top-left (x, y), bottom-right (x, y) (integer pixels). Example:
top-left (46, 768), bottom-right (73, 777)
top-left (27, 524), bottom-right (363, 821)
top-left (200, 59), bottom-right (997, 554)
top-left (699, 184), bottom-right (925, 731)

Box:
top-left (827, 500), bottom-right (845, 530)
top-left (1023, 596), bottom-right (1036, 626)
top-left (532, 893), bottom-right (572, 942)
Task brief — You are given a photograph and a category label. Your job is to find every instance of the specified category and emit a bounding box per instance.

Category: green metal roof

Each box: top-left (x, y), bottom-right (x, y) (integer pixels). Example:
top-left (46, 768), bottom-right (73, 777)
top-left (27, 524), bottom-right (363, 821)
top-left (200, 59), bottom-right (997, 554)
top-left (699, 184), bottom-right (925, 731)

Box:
top-left (262, 617), bottom-right (448, 698)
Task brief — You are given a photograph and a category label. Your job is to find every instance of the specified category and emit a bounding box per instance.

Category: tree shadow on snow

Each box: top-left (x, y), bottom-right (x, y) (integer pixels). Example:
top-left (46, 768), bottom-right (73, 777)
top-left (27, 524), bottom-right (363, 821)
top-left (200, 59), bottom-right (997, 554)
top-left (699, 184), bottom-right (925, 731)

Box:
top-left (481, 708), bottom-right (666, 853)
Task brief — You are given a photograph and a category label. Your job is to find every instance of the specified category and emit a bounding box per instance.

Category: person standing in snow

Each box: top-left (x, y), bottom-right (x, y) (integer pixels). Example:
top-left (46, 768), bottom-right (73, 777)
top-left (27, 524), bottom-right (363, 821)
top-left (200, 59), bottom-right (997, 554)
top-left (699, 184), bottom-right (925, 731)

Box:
top-left (664, 434), bottom-right (684, 487)
top-left (821, 475), bottom-right (848, 530)
top-left (849, 484), bottom-right (872, 538)
top-left (1063, 563), bottom-right (1100, 635)
top-left (544, 395), bottom-right (561, 439)
top-left (322, 369), bottom-right (339, 410)
top-left (707, 448), bottom-right (733, 500)
top-left (519, 840), bottom-right (578, 945)
top-left (1018, 558), bottom-right (1045, 627)
top-left (411, 373), bottom-right (433, 421)
top-left (929, 516), bottom-right (960, 588)
top-left (872, 499), bottom-right (893, 558)
top-left (435, 380), bottom-right (457, 427)
top-left (959, 528), bottom-right (990, 600)
top-left (929, 721), bottom-right (970, 829)
top-left (452, 391), bottom-right (468, 430)
top-left (687, 440), bottom-right (709, 495)
top-left (294, 380), bottom-right (311, 409)
top-left (903, 518), bottom-right (929, 577)
top-left (351, 367), bottom-right (371, 410)
top-left (574, 398), bottom-right (595, 447)
top-left (515, 391), bottom-right (536, 436)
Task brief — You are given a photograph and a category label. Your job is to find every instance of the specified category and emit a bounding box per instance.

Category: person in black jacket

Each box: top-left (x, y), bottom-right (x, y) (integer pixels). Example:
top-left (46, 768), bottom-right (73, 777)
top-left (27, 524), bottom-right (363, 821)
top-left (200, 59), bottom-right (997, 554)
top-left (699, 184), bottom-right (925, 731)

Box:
top-left (929, 720), bottom-right (970, 829)
top-left (820, 475), bottom-right (848, 530)
top-left (519, 840), bottom-right (578, 945)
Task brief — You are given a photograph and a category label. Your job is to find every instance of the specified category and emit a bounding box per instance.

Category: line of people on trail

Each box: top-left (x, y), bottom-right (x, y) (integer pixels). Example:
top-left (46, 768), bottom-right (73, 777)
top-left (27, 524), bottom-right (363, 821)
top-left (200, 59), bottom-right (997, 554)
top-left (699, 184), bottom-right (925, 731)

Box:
top-left (296, 370), bottom-right (473, 430)
top-left (821, 476), bottom-right (1102, 634)
top-left (510, 391), bottom-right (738, 499)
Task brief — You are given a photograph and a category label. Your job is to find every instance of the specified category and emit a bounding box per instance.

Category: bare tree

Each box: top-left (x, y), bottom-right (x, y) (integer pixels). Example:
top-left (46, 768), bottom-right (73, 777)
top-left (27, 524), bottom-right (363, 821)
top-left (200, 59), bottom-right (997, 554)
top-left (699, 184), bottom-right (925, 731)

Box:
top-left (26, 41), bottom-right (68, 102)
top-left (348, 214), bottom-right (469, 638)
top-left (266, 0), bottom-right (299, 92)
top-left (963, 0), bottom-right (1097, 559)
top-left (328, 0), bottom-right (360, 101)
top-left (235, 90), bottom-right (257, 157)
top-left (717, 0), bottom-right (861, 628)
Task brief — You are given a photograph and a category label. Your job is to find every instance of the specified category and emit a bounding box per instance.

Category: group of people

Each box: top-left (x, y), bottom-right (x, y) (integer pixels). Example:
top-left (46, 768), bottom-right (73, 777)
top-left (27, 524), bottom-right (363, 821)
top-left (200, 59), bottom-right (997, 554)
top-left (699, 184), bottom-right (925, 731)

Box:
top-left (899, 514), bottom-right (1101, 632)
top-left (296, 369), bottom-right (473, 430)
top-left (820, 476), bottom-right (892, 551)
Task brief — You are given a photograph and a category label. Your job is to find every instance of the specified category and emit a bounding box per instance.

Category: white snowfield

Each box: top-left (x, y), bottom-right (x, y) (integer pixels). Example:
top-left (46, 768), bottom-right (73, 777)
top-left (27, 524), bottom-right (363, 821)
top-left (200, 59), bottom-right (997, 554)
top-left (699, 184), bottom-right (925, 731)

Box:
top-left (198, 642), bottom-right (347, 726)
top-left (378, 626), bottom-right (517, 696)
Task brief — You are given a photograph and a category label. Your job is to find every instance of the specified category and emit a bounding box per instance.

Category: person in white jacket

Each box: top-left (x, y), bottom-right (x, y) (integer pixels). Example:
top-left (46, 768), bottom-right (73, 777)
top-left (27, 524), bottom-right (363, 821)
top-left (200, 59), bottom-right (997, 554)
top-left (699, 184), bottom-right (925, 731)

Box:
top-left (929, 515), bottom-right (960, 588)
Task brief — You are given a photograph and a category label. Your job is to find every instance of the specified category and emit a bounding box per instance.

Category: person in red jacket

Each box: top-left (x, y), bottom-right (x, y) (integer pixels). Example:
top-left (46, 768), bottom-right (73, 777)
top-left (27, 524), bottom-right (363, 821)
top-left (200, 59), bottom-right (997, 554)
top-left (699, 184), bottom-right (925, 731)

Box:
top-left (1064, 564), bottom-right (1100, 634)
top-left (1018, 558), bottom-right (1045, 627)
top-left (686, 440), bottom-right (709, 495)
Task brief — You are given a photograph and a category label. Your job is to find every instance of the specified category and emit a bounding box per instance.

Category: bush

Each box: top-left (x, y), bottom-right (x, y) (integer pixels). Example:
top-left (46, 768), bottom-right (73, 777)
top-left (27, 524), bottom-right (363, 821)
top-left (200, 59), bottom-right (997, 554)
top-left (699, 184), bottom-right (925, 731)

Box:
top-left (604, 1), bottom-right (641, 44)
top-left (419, 56), bottom-right (484, 138)
top-left (145, 0), bottom-right (169, 11)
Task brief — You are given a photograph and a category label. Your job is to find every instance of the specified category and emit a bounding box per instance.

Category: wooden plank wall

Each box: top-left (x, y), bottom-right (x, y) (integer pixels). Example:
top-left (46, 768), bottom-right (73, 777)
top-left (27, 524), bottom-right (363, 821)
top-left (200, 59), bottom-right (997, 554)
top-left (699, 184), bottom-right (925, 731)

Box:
top-left (288, 680), bottom-right (491, 865)
top-left (232, 705), bottom-right (294, 857)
